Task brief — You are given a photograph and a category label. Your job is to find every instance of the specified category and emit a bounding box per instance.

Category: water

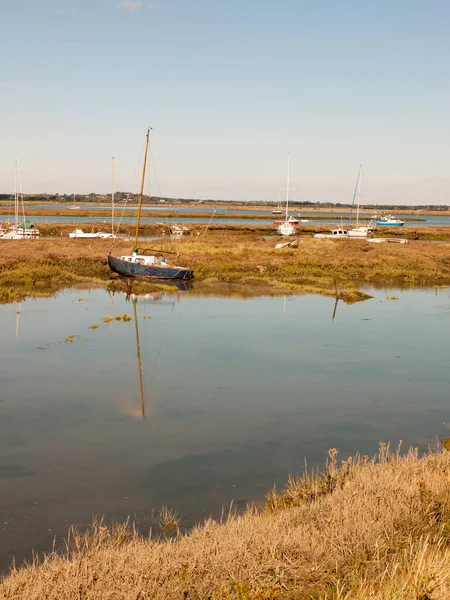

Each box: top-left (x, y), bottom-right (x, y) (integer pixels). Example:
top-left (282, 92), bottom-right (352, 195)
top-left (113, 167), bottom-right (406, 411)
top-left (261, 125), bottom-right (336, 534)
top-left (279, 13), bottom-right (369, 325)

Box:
top-left (6, 207), bottom-right (450, 227)
top-left (10, 214), bottom-right (450, 227)
top-left (19, 204), bottom-right (450, 224)
top-left (0, 285), bottom-right (449, 570)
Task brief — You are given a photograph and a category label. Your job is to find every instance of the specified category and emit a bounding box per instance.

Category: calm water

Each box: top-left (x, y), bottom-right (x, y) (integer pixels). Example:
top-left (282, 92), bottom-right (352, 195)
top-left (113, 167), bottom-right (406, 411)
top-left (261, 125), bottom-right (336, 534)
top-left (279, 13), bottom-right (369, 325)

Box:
top-left (0, 286), bottom-right (449, 570)
top-left (11, 214), bottom-right (450, 227)
top-left (4, 204), bottom-right (450, 226)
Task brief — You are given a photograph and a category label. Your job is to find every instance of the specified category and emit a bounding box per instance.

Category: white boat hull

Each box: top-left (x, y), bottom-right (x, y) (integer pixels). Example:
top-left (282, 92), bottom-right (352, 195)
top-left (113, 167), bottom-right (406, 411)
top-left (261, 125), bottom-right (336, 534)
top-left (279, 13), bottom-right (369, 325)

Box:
top-left (348, 228), bottom-right (369, 238)
top-left (1, 227), bottom-right (40, 239)
top-left (314, 228), bottom-right (349, 239)
top-left (69, 229), bottom-right (114, 239)
top-left (277, 222), bottom-right (296, 236)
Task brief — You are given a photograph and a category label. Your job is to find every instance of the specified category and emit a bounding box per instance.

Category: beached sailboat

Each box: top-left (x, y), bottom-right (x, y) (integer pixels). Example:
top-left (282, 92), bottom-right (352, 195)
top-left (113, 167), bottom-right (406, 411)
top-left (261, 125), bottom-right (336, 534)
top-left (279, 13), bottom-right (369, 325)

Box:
top-left (277, 153), bottom-right (296, 236)
top-left (107, 128), bottom-right (193, 280)
top-left (347, 165), bottom-right (374, 238)
top-left (0, 162), bottom-right (40, 239)
top-left (69, 229), bottom-right (114, 239)
top-left (69, 158), bottom-right (117, 239)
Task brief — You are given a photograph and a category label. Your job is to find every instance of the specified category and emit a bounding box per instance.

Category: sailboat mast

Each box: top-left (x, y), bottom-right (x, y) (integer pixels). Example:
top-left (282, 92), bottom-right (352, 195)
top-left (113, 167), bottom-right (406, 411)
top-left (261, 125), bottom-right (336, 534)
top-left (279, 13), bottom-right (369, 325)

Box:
top-left (14, 162), bottom-right (19, 226)
top-left (134, 128), bottom-right (151, 250)
top-left (356, 164), bottom-right (362, 227)
top-left (285, 152), bottom-right (290, 220)
top-left (17, 161), bottom-right (26, 229)
top-left (111, 156), bottom-right (115, 236)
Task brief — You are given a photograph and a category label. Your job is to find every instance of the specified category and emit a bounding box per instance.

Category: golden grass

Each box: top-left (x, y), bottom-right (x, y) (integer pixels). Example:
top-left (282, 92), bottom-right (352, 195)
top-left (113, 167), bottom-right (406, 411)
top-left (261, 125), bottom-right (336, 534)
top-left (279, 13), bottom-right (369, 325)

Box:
top-left (3, 446), bottom-right (450, 598)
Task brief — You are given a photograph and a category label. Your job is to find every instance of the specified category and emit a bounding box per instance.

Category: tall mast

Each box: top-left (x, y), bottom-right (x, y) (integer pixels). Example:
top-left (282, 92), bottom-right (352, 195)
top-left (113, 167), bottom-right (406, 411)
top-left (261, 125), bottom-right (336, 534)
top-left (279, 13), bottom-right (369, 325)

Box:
top-left (356, 164), bottom-right (362, 227)
top-left (16, 161), bottom-right (26, 229)
top-left (285, 152), bottom-right (290, 221)
top-left (134, 128), bottom-right (151, 250)
top-left (14, 162), bottom-right (19, 226)
top-left (111, 156), bottom-right (115, 236)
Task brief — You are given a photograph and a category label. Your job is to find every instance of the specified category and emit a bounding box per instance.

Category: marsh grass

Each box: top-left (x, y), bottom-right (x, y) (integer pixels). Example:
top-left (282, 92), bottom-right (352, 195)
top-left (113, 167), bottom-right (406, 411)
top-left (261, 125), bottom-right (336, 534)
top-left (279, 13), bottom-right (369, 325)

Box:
top-left (3, 445), bottom-right (450, 599)
top-left (1, 234), bottom-right (450, 304)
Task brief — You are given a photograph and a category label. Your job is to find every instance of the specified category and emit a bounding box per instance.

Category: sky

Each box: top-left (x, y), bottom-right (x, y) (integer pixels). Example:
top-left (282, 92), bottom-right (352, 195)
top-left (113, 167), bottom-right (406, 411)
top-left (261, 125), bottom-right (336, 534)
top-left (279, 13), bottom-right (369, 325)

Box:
top-left (1, 0), bottom-right (450, 204)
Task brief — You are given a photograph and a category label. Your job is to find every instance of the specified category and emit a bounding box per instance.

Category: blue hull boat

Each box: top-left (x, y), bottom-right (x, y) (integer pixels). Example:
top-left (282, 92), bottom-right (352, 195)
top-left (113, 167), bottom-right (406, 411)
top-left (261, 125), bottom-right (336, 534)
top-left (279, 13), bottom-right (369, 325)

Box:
top-left (108, 254), bottom-right (193, 280)
top-left (376, 220), bottom-right (404, 227)
top-left (376, 215), bottom-right (405, 227)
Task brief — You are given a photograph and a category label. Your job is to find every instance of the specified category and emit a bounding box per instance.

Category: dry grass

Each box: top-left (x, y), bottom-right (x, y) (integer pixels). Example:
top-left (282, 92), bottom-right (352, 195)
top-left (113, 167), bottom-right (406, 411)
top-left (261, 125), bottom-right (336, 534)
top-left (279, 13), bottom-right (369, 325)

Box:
top-left (3, 446), bottom-right (450, 598)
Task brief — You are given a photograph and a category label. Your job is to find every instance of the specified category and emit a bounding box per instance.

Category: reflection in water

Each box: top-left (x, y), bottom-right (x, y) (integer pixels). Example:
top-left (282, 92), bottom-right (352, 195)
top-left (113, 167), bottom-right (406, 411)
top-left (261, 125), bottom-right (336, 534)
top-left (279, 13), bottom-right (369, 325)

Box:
top-left (15, 302), bottom-right (21, 338)
top-left (1, 285), bottom-right (450, 572)
top-left (133, 299), bottom-right (146, 419)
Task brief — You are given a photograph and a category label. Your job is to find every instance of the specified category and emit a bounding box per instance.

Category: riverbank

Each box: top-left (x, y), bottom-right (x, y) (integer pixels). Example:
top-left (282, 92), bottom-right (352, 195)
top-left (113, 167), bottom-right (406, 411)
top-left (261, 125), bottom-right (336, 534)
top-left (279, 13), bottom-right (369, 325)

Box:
top-left (1, 233), bottom-right (450, 303)
top-left (12, 221), bottom-right (450, 240)
top-left (2, 446), bottom-right (450, 599)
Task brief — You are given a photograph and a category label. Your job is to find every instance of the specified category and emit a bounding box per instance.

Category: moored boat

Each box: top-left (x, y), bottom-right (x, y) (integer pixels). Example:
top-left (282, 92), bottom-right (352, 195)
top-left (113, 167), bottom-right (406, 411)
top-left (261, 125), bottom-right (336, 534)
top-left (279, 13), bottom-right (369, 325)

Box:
top-left (0, 164), bottom-right (40, 240)
top-left (347, 165), bottom-right (374, 238)
top-left (277, 153), bottom-right (297, 236)
top-left (69, 192), bottom-right (80, 210)
top-left (314, 228), bottom-right (349, 239)
top-left (376, 215), bottom-right (405, 227)
top-left (347, 225), bottom-right (373, 238)
top-left (273, 215), bottom-right (299, 225)
top-left (169, 224), bottom-right (191, 236)
top-left (1, 220), bottom-right (40, 239)
top-left (272, 198), bottom-right (283, 214)
top-left (69, 229), bottom-right (114, 239)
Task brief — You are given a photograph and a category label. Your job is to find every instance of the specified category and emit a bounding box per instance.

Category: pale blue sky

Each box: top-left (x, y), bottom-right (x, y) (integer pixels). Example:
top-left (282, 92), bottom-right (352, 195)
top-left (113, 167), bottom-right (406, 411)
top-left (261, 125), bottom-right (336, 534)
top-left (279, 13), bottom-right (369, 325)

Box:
top-left (1, 0), bottom-right (450, 203)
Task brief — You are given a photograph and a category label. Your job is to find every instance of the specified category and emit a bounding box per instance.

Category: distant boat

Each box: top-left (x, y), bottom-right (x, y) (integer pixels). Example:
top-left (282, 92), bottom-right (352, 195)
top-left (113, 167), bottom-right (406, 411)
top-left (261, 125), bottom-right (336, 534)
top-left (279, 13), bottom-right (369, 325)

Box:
top-left (376, 215), bottom-right (405, 227)
top-left (347, 165), bottom-right (374, 238)
top-left (314, 227), bottom-right (349, 239)
top-left (68, 192), bottom-right (80, 210)
top-left (277, 153), bottom-right (297, 236)
top-left (272, 198), bottom-right (283, 214)
top-left (69, 229), bottom-right (114, 239)
top-left (169, 224), bottom-right (191, 236)
top-left (107, 128), bottom-right (193, 281)
top-left (0, 162), bottom-right (39, 239)
top-left (273, 215), bottom-right (299, 225)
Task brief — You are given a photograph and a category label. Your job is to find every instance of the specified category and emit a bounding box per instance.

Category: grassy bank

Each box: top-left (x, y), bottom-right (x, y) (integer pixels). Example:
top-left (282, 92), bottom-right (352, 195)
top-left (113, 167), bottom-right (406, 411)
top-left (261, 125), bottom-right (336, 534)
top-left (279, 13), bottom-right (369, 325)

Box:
top-left (2, 446), bottom-right (450, 598)
top-left (1, 233), bottom-right (450, 303)
top-left (29, 221), bottom-right (450, 241)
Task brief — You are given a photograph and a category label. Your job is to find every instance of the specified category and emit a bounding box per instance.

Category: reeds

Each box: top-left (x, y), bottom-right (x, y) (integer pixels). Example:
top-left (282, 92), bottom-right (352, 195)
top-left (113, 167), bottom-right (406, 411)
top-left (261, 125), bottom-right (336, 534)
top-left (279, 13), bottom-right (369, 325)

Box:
top-left (3, 446), bottom-right (450, 598)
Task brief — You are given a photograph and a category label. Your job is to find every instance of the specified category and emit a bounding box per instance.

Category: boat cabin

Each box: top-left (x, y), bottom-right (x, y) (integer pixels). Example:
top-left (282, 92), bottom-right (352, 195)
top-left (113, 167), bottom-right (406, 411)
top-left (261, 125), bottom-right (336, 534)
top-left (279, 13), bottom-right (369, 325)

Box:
top-left (120, 253), bottom-right (169, 267)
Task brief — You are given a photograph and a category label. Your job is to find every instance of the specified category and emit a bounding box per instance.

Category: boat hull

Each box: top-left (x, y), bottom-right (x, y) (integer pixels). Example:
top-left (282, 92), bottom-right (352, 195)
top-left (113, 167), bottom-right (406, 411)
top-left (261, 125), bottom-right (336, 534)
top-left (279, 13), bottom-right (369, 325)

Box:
top-left (108, 255), bottom-right (193, 280)
top-left (376, 221), bottom-right (404, 227)
top-left (348, 229), bottom-right (369, 238)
